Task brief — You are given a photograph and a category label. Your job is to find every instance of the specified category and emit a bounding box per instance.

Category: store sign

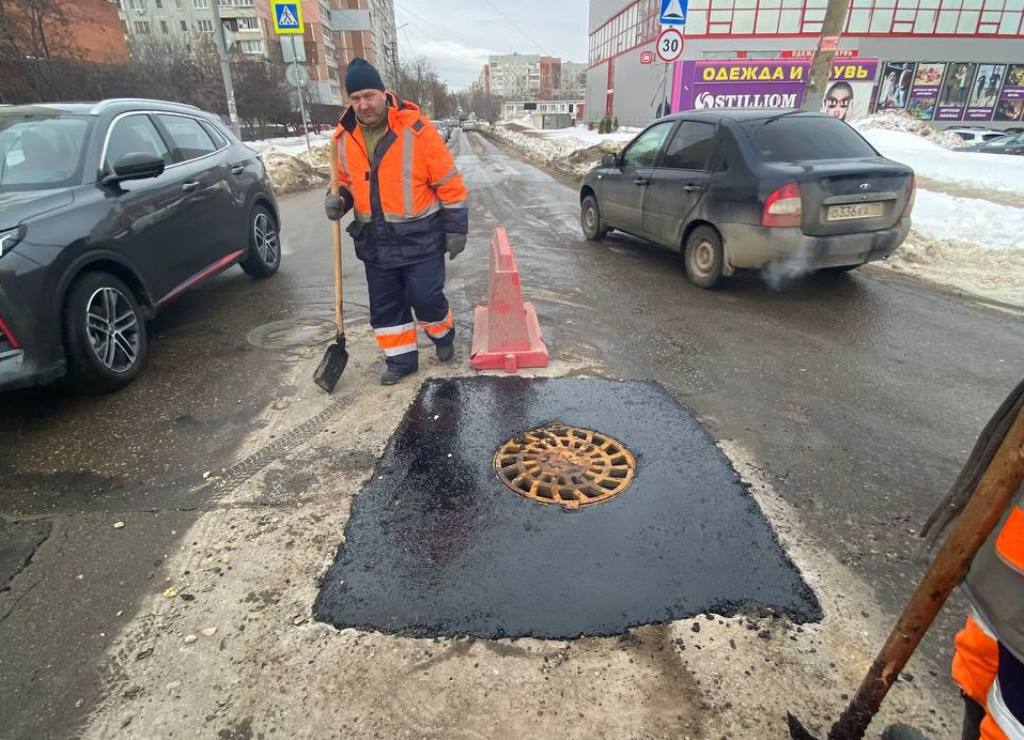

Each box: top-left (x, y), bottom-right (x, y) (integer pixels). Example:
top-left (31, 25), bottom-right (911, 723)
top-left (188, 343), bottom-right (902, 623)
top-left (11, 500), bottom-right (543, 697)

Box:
top-left (673, 59), bottom-right (877, 118)
top-left (871, 60), bottom-right (1023, 122)
top-left (906, 63), bottom-right (944, 120)
top-left (965, 64), bottom-right (1006, 121)
top-left (995, 65), bottom-right (1024, 121)
top-left (935, 62), bottom-right (977, 120)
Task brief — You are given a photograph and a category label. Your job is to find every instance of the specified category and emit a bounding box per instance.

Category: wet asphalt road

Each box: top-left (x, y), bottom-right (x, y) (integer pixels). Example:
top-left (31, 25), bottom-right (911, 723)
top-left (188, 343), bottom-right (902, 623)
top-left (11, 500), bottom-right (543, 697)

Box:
top-left (1, 128), bottom-right (1022, 738)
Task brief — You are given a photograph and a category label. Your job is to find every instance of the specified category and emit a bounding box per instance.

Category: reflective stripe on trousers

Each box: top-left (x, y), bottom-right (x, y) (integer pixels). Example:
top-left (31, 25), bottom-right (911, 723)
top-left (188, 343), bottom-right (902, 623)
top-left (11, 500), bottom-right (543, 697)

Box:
top-left (420, 310), bottom-right (454, 339)
top-left (374, 323), bottom-right (417, 357)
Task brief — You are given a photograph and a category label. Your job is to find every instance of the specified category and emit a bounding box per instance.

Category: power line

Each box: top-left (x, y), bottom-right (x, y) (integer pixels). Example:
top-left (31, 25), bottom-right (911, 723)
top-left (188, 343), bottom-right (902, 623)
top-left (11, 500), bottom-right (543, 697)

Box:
top-left (481, 0), bottom-right (553, 56)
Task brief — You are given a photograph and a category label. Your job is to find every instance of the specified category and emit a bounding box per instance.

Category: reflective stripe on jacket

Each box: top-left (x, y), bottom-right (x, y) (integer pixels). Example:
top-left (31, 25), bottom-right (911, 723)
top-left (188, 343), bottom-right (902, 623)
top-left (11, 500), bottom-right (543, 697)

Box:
top-left (333, 94), bottom-right (468, 268)
top-left (964, 484), bottom-right (1024, 664)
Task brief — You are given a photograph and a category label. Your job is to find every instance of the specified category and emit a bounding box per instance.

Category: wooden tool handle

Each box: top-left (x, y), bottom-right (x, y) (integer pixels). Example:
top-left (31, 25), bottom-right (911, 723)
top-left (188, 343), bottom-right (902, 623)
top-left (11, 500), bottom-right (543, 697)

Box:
top-left (828, 402), bottom-right (1024, 739)
top-left (328, 136), bottom-right (344, 334)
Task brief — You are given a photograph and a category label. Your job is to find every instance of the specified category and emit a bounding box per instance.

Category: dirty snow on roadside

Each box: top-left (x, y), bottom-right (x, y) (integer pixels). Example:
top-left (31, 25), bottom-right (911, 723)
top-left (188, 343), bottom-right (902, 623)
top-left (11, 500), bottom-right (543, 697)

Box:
top-left (853, 114), bottom-right (1023, 307)
top-left (246, 133), bottom-right (332, 193)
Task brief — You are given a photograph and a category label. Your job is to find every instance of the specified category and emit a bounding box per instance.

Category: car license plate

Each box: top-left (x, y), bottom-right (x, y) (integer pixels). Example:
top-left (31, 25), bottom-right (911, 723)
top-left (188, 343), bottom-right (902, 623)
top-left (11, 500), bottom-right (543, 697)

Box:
top-left (827, 202), bottom-right (884, 221)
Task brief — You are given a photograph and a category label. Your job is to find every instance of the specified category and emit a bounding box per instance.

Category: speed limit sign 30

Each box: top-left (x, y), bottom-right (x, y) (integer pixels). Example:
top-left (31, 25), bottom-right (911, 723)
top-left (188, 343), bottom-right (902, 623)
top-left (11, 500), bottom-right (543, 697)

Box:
top-left (656, 28), bottom-right (684, 62)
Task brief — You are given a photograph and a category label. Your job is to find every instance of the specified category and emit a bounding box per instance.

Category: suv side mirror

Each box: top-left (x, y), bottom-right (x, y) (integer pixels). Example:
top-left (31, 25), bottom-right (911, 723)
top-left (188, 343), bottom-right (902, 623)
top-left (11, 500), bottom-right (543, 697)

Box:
top-left (104, 153), bottom-right (165, 184)
top-left (601, 153), bottom-right (618, 168)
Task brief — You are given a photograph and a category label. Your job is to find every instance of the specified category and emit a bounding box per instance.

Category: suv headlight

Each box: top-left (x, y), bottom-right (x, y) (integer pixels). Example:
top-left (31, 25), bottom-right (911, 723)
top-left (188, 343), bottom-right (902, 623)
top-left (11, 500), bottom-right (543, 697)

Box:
top-left (0, 226), bottom-right (24, 258)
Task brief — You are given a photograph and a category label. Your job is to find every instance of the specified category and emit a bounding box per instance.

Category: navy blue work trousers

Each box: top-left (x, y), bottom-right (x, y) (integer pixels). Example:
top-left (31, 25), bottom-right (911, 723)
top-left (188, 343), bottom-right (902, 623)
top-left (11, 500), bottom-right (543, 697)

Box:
top-left (365, 254), bottom-right (454, 372)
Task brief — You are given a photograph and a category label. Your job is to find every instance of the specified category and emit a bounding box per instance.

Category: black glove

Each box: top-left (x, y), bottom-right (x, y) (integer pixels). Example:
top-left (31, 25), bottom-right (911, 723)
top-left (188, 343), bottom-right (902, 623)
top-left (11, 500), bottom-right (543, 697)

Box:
top-left (325, 188), bottom-right (353, 221)
top-left (445, 233), bottom-right (467, 261)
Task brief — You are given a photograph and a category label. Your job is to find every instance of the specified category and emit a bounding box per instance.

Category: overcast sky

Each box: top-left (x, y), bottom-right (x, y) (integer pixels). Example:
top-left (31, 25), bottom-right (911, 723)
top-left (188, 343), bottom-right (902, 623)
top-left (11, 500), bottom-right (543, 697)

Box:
top-left (393, 0), bottom-right (590, 91)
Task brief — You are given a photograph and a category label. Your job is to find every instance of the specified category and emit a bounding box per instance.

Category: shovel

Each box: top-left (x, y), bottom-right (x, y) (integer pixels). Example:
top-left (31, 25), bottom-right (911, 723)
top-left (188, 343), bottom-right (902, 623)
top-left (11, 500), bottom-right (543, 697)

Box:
top-left (788, 377), bottom-right (1024, 740)
top-left (313, 135), bottom-right (349, 393)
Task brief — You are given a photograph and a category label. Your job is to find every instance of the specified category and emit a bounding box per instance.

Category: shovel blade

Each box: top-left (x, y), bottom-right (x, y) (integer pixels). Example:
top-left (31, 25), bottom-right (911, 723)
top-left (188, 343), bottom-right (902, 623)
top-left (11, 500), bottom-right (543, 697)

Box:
top-left (314, 338), bottom-right (349, 393)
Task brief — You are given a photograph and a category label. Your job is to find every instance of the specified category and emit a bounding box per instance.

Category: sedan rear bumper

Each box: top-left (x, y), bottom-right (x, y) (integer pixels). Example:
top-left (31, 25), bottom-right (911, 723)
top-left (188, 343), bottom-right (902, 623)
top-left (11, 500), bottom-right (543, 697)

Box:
top-left (722, 218), bottom-right (911, 271)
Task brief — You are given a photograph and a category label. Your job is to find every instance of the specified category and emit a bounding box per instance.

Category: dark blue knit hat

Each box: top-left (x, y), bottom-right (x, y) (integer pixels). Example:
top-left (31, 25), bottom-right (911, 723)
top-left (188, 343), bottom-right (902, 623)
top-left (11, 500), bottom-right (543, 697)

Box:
top-left (345, 58), bottom-right (385, 95)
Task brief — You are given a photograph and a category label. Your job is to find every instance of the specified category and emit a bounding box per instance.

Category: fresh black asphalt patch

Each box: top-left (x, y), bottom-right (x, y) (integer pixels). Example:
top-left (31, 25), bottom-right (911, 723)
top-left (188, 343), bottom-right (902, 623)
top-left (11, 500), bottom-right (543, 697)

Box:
top-left (314, 377), bottom-right (821, 638)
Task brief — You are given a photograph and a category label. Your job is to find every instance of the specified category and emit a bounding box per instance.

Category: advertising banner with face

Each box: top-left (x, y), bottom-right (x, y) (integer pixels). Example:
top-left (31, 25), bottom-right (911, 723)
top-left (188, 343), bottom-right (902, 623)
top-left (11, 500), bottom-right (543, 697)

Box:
top-left (671, 58), bottom-right (877, 117)
top-left (995, 65), bottom-right (1024, 122)
top-left (965, 64), bottom-right (1007, 121)
top-left (936, 62), bottom-right (978, 120)
top-left (822, 59), bottom-right (878, 122)
top-left (905, 63), bottom-right (945, 120)
top-left (875, 62), bottom-right (915, 111)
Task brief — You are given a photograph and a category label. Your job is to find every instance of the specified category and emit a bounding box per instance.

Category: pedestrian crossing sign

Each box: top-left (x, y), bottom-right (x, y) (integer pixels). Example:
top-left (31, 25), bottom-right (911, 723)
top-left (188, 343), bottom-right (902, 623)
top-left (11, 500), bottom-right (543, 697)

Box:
top-left (660, 0), bottom-right (688, 26)
top-left (271, 0), bottom-right (303, 35)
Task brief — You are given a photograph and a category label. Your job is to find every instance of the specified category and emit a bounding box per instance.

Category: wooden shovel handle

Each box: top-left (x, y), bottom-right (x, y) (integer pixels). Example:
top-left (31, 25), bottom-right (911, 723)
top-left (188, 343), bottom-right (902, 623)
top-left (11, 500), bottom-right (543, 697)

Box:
top-left (828, 400), bottom-right (1024, 739)
top-left (328, 135), bottom-right (344, 333)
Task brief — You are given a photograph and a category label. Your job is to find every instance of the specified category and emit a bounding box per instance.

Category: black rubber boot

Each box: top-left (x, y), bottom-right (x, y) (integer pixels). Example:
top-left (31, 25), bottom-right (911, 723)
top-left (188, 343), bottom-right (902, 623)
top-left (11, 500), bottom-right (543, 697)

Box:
top-left (380, 367), bottom-right (417, 386)
top-left (880, 724), bottom-right (930, 740)
top-left (436, 343), bottom-right (455, 363)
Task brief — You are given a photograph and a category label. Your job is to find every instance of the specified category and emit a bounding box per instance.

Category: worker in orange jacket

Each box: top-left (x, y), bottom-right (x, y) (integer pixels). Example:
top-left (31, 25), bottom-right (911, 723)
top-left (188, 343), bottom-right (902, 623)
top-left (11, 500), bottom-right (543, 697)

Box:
top-left (325, 58), bottom-right (468, 385)
top-left (950, 483), bottom-right (1023, 740)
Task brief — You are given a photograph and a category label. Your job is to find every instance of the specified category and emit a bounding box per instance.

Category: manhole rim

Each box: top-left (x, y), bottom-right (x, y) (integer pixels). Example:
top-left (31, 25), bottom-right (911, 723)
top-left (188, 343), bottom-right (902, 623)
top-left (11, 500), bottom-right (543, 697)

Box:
top-left (492, 424), bottom-right (637, 510)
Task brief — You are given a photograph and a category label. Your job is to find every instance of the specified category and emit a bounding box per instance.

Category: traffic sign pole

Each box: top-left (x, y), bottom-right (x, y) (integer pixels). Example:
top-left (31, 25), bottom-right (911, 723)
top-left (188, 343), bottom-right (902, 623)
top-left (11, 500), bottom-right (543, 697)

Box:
top-left (272, 1), bottom-right (311, 151)
top-left (290, 36), bottom-right (311, 153)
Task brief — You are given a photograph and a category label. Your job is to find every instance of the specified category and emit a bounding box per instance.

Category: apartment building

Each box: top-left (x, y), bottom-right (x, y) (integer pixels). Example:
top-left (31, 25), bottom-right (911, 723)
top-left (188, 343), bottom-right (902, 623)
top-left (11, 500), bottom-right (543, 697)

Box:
top-left (65, 0), bottom-right (130, 62)
top-left (481, 54), bottom-right (589, 99)
top-left (330, 0), bottom-right (399, 94)
top-left (116, 0), bottom-right (274, 58)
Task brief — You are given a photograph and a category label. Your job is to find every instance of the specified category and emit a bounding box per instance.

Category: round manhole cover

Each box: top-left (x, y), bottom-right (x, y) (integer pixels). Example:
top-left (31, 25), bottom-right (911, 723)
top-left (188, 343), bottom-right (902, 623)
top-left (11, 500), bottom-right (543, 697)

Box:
top-left (247, 318), bottom-right (338, 350)
top-left (493, 425), bottom-right (636, 509)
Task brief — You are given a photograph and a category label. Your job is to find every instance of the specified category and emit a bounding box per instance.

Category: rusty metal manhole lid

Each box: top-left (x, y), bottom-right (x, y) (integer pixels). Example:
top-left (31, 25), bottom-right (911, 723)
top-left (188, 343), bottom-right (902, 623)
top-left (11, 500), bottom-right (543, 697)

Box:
top-left (493, 425), bottom-right (637, 509)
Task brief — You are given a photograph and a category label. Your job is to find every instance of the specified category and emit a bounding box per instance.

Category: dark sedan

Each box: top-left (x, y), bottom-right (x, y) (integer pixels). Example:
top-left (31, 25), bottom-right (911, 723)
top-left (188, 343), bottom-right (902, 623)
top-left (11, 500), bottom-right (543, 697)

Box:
top-left (0, 99), bottom-right (281, 392)
top-left (580, 110), bottom-right (915, 288)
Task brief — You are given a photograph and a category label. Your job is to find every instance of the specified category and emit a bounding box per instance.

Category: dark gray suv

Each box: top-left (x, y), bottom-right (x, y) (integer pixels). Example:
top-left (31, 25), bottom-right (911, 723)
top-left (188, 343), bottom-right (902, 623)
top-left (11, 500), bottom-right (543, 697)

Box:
top-left (0, 99), bottom-right (281, 392)
top-left (580, 110), bottom-right (915, 288)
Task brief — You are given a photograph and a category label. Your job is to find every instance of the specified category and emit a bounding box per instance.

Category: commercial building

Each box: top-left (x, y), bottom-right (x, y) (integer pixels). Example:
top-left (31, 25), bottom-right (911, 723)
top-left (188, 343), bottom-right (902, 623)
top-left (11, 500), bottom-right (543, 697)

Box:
top-left (586, 0), bottom-right (1024, 128)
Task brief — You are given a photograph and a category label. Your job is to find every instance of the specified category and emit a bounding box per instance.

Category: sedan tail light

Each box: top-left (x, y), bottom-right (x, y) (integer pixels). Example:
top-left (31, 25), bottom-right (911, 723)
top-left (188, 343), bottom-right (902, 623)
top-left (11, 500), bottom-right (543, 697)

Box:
top-left (762, 182), bottom-right (802, 228)
top-left (902, 174), bottom-right (916, 218)
top-left (0, 314), bottom-right (18, 350)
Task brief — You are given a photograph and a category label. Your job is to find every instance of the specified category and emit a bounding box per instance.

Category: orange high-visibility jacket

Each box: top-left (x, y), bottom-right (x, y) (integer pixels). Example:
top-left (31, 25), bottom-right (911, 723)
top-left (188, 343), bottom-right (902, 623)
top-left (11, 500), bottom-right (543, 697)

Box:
top-left (333, 94), bottom-right (467, 268)
top-left (952, 483), bottom-right (1024, 740)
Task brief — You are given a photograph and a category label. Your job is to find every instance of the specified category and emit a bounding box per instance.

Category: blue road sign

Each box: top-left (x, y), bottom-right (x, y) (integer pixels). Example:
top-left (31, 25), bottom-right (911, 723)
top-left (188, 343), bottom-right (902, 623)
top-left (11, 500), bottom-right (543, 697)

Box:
top-left (660, 0), bottom-right (688, 26)
top-left (272, 1), bottom-right (302, 34)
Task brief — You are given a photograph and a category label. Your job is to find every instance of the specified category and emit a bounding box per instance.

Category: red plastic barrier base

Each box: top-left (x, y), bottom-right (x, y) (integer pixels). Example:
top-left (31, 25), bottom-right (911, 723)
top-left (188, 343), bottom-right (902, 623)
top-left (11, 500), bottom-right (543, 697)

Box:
top-left (470, 227), bottom-right (550, 373)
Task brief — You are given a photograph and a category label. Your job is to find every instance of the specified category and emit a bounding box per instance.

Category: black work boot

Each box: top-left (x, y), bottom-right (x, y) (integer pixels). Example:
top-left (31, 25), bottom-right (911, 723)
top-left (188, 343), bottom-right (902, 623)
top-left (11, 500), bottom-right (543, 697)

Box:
top-left (380, 367), bottom-right (417, 386)
top-left (436, 342), bottom-right (455, 363)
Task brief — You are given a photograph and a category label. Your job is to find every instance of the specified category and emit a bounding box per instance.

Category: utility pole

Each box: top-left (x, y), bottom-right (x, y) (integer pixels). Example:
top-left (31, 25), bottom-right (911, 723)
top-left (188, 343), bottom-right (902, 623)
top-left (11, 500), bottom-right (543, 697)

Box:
top-left (801, 0), bottom-right (850, 113)
top-left (210, 0), bottom-right (241, 137)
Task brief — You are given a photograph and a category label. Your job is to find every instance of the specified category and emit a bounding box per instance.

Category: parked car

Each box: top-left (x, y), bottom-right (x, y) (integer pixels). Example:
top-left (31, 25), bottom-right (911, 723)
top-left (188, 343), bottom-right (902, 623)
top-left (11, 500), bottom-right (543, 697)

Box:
top-left (431, 120), bottom-right (451, 143)
top-left (946, 127), bottom-right (1008, 145)
top-left (965, 133), bottom-right (1024, 155)
top-left (579, 110), bottom-right (915, 288)
top-left (0, 98), bottom-right (281, 393)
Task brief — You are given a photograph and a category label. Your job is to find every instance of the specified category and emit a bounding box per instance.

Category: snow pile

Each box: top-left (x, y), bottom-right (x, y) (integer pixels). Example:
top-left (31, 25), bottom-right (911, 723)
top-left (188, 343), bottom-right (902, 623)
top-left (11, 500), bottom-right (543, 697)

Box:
top-left (883, 234), bottom-right (1024, 307)
top-left (849, 119), bottom-right (1024, 305)
top-left (858, 128), bottom-right (1024, 198)
top-left (250, 135), bottom-right (332, 193)
top-left (855, 111), bottom-right (966, 150)
top-left (485, 121), bottom-right (634, 177)
top-left (887, 189), bottom-right (1024, 305)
